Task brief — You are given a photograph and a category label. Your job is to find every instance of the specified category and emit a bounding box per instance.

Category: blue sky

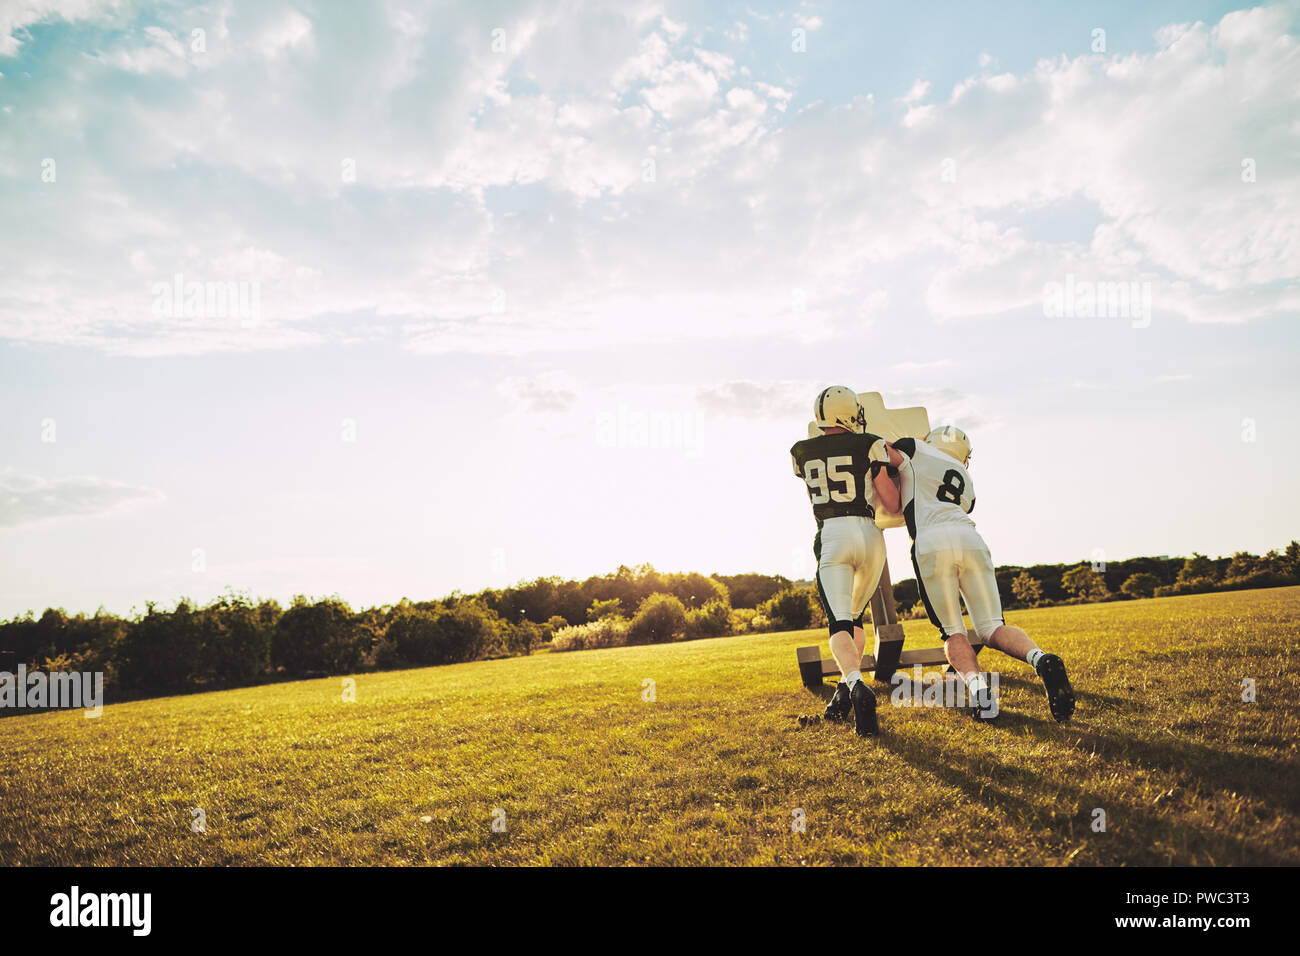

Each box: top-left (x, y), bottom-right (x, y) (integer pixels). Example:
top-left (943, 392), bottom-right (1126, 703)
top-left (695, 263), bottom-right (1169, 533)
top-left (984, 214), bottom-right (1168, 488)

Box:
top-left (1, 0), bottom-right (1297, 617)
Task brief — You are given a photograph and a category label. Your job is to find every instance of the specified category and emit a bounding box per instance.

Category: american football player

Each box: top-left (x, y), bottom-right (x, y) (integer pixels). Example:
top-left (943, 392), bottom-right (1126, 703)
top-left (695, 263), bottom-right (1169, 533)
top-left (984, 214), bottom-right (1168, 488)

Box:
top-left (790, 386), bottom-right (893, 736)
top-left (875, 426), bottom-right (1076, 722)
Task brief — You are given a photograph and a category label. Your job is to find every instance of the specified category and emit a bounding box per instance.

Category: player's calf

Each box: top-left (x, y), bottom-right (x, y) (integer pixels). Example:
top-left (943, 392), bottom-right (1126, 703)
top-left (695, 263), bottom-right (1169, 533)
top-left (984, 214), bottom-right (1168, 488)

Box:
top-left (984, 623), bottom-right (1036, 661)
top-left (945, 630), bottom-right (995, 715)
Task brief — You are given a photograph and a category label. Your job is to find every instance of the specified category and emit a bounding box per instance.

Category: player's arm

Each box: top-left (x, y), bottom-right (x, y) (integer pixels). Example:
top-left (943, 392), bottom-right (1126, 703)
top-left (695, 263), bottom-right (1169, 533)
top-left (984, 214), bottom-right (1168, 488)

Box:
top-left (866, 437), bottom-right (900, 513)
top-left (885, 437), bottom-right (917, 468)
top-left (872, 465), bottom-right (900, 514)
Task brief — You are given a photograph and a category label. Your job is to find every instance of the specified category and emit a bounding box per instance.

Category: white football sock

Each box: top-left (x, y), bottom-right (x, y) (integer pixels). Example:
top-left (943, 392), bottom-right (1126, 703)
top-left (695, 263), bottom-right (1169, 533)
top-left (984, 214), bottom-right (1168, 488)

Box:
top-left (845, 670), bottom-right (862, 688)
top-left (965, 674), bottom-right (989, 698)
top-left (1027, 648), bottom-right (1045, 668)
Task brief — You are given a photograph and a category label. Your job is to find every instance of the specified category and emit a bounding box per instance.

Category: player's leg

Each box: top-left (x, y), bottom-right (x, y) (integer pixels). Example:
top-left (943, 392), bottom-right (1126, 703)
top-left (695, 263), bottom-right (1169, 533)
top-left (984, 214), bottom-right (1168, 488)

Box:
top-left (817, 519), bottom-right (878, 735)
top-left (844, 519), bottom-right (887, 735)
top-left (944, 632), bottom-right (980, 679)
top-left (849, 521), bottom-right (887, 659)
top-left (964, 541), bottom-right (1074, 722)
top-left (959, 532), bottom-right (1030, 660)
top-left (912, 545), bottom-right (974, 672)
top-left (814, 526), bottom-right (852, 722)
top-left (816, 525), bottom-right (865, 725)
top-left (820, 566), bottom-right (860, 719)
top-left (915, 545), bottom-right (991, 718)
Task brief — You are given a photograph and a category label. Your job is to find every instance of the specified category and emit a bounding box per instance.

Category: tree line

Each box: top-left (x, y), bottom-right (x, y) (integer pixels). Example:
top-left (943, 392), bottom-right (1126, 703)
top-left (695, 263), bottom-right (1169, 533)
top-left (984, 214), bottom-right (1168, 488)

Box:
top-left (1, 546), bottom-right (1294, 706)
top-left (0, 567), bottom-right (800, 704)
top-left (950, 542), bottom-right (1300, 612)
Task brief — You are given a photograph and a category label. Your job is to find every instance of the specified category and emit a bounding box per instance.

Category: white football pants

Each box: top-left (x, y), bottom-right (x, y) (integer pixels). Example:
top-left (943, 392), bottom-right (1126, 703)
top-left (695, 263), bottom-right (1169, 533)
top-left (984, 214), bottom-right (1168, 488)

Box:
top-left (815, 515), bottom-right (886, 628)
top-left (912, 523), bottom-right (1005, 640)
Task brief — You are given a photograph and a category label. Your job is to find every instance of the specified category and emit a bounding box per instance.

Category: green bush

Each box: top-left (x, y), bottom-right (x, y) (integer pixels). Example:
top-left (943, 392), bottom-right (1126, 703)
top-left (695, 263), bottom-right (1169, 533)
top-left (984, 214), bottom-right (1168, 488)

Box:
top-left (1063, 564), bottom-right (1112, 602)
top-left (117, 601), bottom-right (206, 695)
top-left (629, 593), bottom-right (688, 644)
top-left (686, 599), bottom-right (732, 639)
top-left (727, 608), bottom-right (761, 633)
top-left (1220, 570), bottom-right (1298, 592)
top-left (892, 578), bottom-right (919, 614)
top-left (386, 601), bottom-right (510, 666)
top-left (1121, 572), bottom-right (1160, 600)
top-left (1012, 571), bottom-right (1043, 607)
top-left (713, 573), bottom-right (790, 609)
top-left (1177, 553), bottom-right (1218, 584)
top-left (587, 598), bottom-right (624, 621)
top-left (1154, 577), bottom-right (1218, 597)
top-left (197, 595), bottom-right (275, 685)
top-left (273, 598), bottom-right (367, 675)
top-left (551, 617), bottom-right (630, 652)
top-left (761, 587), bottom-right (820, 630)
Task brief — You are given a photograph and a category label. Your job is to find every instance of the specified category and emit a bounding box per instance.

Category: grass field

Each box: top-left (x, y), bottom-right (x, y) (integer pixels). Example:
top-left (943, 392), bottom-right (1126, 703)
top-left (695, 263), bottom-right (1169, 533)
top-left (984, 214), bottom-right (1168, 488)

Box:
top-left (2, 587), bottom-right (1297, 866)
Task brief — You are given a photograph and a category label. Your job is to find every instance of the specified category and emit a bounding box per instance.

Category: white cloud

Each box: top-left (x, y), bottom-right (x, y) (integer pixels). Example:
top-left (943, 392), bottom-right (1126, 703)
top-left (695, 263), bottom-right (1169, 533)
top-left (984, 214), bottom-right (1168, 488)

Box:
top-left (0, 0), bottom-right (120, 57)
top-left (253, 9), bottom-right (314, 60)
top-left (639, 59), bottom-right (720, 121)
top-left (0, 0), bottom-right (1296, 360)
top-left (697, 380), bottom-right (816, 418)
top-left (899, 79), bottom-right (930, 104)
top-left (0, 471), bottom-right (163, 528)
top-left (503, 373), bottom-right (579, 412)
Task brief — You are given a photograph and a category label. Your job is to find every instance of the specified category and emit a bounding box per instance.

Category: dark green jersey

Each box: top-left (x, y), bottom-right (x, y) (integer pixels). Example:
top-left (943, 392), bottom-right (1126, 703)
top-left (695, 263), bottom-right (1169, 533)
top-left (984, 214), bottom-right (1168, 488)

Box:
top-left (790, 431), bottom-right (888, 523)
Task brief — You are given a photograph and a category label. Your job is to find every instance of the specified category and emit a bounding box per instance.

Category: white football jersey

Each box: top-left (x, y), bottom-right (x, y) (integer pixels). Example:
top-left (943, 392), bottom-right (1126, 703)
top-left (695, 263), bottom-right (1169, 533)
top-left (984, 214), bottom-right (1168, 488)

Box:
top-left (893, 437), bottom-right (976, 538)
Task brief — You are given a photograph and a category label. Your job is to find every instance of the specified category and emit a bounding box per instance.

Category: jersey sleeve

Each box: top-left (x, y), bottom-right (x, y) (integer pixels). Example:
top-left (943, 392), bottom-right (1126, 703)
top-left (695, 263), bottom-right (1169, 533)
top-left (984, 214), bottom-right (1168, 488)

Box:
top-left (893, 437), bottom-right (918, 458)
top-left (792, 453), bottom-right (802, 478)
top-left (966, 496), bottom-right (975, 515)
top-left (865, 434), bottom-right (890, 475)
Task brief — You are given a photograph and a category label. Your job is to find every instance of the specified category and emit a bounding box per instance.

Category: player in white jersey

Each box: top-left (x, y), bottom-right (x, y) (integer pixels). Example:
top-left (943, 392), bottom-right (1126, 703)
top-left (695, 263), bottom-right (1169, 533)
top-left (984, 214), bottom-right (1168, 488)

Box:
top-left (790, 386), bottom-right (893, 736)
top-left (875, 426), bottom-right (1076, 722)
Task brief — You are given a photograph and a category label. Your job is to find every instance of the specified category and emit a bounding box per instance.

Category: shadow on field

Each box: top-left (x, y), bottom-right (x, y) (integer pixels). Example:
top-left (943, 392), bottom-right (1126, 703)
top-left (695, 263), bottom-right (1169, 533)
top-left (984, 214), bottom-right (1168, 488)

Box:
top-left (873, 726), bottom-right (1288, 864)
top-left (1064, 725), bottom-right (1300, 814)
top-left (802, 667), bottom-right (1298, 864)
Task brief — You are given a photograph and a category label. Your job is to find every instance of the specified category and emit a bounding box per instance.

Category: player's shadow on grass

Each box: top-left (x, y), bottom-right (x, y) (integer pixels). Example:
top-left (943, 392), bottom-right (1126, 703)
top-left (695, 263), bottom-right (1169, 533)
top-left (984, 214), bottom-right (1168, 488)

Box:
top-left (874, 724), bottom-right (1289, 864)
top-left (960, 668), bottom-right (1137, 711)
top-left (888, 680), bottom-right (1296, 813)
top-left (1060, 722), bottom-right (1300, 813)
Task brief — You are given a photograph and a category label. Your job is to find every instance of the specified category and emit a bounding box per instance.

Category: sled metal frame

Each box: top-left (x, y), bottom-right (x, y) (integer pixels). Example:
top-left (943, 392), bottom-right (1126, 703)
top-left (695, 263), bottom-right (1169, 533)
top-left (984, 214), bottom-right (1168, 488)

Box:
top-left (795, 561), bottom-right (984, 688)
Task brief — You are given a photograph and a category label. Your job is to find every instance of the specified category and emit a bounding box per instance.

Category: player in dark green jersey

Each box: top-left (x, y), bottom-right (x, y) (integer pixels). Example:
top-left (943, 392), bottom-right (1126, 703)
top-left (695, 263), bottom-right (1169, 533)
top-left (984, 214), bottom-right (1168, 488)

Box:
top-left (790, 386), bottom-right (897, 736)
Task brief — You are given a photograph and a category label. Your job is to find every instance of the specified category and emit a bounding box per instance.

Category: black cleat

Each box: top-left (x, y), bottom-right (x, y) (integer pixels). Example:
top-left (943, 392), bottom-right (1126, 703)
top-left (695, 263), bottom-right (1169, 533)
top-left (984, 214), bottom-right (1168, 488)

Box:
top-left (1035, 654), bottom-right (1076, 722)
top-left (851, 681), bottom-right (878, 736)
top-left (970, 687), bottom-right (999, 723)
top-left (824, 681), bottom-right (852, 722)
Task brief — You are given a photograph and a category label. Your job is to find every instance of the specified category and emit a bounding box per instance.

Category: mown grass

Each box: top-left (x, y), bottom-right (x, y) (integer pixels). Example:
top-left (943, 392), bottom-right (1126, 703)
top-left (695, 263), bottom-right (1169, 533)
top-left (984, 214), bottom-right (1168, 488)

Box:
top-left (1, 587), bottom-right (1296, 866)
